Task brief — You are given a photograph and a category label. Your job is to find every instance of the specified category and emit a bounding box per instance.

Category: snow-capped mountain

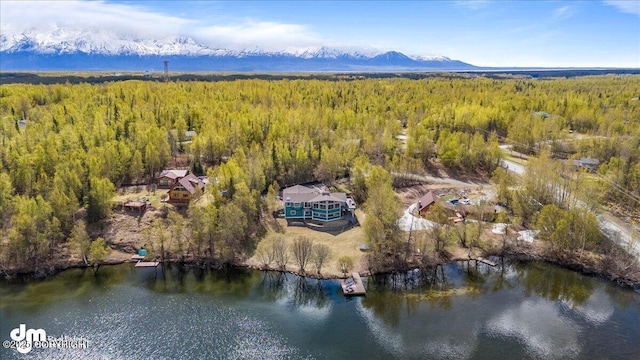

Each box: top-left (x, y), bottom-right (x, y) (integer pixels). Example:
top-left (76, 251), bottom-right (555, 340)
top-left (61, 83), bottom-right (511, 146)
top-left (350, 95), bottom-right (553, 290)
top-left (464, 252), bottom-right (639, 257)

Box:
top-left (0, 28), bottom-right (476, 71)
top-left (1, 27), bottom-right (231, 56)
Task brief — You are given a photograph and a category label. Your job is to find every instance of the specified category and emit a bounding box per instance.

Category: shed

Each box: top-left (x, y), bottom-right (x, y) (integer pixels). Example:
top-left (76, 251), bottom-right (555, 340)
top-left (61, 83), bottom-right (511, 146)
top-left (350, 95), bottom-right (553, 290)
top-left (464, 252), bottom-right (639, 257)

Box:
top-left (417, 191), bottom-right (436, 217)
top-left (124, 200), bottom-right (147, 214)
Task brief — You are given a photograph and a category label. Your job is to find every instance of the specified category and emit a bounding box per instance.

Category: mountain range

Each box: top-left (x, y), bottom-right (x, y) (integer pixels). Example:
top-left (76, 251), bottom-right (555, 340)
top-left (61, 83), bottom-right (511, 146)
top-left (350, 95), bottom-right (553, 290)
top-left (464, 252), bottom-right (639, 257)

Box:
top-left (0, 28), bottom-right (475, 72)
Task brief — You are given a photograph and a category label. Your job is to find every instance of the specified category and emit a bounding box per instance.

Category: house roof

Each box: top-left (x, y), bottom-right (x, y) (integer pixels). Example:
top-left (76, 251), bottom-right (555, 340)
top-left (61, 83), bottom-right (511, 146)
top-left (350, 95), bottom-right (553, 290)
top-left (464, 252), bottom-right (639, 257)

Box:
top-left (579, 158), bottom-right (600, 165)
top-left (418, 191), bottom-right (436, 211)
top-left (285, 192), bottom-right (319, 203)
top-left (177, 174), bottom-right (205, 195)
top-left (309, 192), bottom-right (347, 203)
top-left (159, 169), bottom-right (188, 180)
top-left (283, 184), bottom-right (317, 195)
top-left (282, 185), bottom-right (347, 204)
top-left (572, 158), bottom-right (600, 168)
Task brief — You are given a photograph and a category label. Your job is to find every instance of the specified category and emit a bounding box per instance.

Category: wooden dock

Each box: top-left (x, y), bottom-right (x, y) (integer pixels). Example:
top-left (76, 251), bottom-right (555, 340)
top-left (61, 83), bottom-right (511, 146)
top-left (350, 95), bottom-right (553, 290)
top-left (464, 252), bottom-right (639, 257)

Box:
top-left (472, 257), bottom-right (496, 267)
top-left (341, 272), bottom-right (366, 296)
top-left (131, 254), bottom-right (145, 261)
top-left (134, 261), bottom-right (160, 267)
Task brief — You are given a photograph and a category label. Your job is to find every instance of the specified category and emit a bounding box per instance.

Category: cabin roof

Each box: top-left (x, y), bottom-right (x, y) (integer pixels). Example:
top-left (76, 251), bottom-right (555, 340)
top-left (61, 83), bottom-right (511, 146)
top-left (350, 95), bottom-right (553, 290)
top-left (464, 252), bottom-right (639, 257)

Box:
top-left (418, 191), bottom-right (436, 211)
top-left (159, 169), bottom-right (188, 180)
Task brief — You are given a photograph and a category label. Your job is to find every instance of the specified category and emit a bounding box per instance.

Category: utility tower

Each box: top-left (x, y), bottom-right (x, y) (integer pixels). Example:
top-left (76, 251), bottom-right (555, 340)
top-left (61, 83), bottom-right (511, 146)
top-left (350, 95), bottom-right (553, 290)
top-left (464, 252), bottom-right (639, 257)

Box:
top-left (163, 60), bottom-right (169, 82)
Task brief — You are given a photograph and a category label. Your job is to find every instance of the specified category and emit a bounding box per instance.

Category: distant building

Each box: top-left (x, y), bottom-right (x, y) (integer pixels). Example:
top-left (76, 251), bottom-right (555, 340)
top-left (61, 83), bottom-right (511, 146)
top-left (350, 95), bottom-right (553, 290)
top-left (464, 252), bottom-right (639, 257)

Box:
top-left (184, 130), bottom-right (197, 141)
top-left (169, 130), bottom-right (198, 142)
top-left (573, 158), bottom-right (600, 172)
top-left (282, 184), bottom-right (355, 222)
top-left (417, 191), bottom-right (436, 217)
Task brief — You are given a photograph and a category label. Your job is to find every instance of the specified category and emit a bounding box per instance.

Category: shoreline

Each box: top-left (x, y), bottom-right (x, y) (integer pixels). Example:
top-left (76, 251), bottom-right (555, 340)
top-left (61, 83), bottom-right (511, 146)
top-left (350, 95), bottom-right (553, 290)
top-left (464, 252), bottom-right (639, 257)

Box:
top-left (4, 251), bottom-right (639, 291)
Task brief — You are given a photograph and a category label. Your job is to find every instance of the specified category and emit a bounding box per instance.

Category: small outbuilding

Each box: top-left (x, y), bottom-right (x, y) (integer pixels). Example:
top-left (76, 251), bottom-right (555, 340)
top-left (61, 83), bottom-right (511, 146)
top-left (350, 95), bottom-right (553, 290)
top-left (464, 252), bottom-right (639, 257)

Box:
top-left (417, 191), bottom-right (437, 217)
top-left (573, 158), bottom-right (600, 172)
top-left (124, 200), bottom-right (147, 214)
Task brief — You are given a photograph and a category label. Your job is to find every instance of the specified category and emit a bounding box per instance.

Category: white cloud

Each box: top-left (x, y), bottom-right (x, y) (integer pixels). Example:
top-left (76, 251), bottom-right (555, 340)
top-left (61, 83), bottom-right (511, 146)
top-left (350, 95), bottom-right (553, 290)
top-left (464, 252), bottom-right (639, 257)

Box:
top-left (485, 299), bottom-right (581, 359)
top-left (193, 21), bottom-right (325, 51)
top-left (553, 5), bottom-right (574, 20)
top-left (454, 0), bottom-right (490, 10)
top-left (0, 0), bottom-right (328, 51)
top-left (604, 0), bottom-right (640, 16)
top-left (0, 1), bottom-right (191, 37)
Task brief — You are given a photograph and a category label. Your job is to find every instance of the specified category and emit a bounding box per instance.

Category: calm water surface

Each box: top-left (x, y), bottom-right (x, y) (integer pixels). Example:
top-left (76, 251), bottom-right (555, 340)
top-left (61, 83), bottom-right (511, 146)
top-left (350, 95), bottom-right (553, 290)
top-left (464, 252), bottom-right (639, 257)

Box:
top-left (1, 260), bottom-right (639, 359)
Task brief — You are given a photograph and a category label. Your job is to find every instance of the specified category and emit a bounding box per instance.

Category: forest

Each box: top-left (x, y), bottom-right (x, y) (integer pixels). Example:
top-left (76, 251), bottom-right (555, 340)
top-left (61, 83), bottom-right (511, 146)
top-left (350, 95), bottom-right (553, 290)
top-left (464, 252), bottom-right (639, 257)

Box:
top-left (0, 74), bottom-right (639, 274)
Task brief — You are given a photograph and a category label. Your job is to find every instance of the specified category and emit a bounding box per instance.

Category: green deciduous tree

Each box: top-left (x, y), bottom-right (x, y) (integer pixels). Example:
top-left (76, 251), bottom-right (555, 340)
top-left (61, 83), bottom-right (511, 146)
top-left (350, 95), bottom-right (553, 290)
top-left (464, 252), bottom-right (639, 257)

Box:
top-left (68, 220), bottom-right (90, 265)
top-left (362, 166), bottom-right (402, 270)
top-left (6, 195), bottom-right (59, 269)
top-left (217, 202), bottom-right (248, 264)
top-left (88, 237), bottom-right (109, 274)
top-left (87, 177), bottom-right (115, 223)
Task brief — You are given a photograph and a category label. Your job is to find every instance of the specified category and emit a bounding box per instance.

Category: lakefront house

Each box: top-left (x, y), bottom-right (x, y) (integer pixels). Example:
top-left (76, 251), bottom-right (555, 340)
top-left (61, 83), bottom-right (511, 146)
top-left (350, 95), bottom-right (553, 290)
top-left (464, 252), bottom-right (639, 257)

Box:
top-left (157, 169), bottom-right (189, 188)
top-left (282, 185), bottom-right (356, 222)
top-left (157, 169), bottom-right (207, 203)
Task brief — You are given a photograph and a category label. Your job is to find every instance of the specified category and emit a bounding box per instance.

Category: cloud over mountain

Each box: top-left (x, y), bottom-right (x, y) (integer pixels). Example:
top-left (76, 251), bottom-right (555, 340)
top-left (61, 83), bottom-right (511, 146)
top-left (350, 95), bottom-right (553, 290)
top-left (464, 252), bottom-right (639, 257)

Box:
top-left (0, 1), bottom-right (332, 54)
top-left (0, 1), bottom-right (474, 71)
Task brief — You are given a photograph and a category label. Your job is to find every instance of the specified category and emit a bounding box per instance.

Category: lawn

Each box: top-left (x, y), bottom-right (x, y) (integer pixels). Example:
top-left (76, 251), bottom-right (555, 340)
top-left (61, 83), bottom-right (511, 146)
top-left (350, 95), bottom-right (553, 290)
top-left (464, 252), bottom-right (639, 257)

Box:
top-left (248, 209), bottom-right (368, 278)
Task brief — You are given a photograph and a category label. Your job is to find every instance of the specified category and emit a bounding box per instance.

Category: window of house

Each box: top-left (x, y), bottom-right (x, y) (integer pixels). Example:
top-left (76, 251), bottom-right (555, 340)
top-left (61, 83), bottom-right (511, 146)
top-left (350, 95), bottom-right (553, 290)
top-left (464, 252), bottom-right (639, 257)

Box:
top-left (285, 202), bottom-right (292, 207)
top-left (290, 210), bottom-right (296, 215)
top-left (293, 203), bottom-right (300, 208)
top-left (304, 202), bottom-right (311, 208)
top-left (313, 203), bottom-right (319, 209)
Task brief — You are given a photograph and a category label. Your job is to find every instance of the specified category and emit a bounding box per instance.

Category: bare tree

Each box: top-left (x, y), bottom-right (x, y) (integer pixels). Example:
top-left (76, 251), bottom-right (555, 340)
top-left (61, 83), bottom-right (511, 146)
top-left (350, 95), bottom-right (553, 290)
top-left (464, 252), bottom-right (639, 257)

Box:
top-left (272, 237), bottom-right (289, 270)
top-left (312, 244), bottom-right (331, 275)
top-left (430, 225), bottom-right (450, 253)
top-left (256, 245), bottom-right (275, 268)
top-left (291, 236), bottom-right (313, 274)
top-left (337, 256), bottom-right (354, 277)
top-left (453, 222), bottom-right (468, 248)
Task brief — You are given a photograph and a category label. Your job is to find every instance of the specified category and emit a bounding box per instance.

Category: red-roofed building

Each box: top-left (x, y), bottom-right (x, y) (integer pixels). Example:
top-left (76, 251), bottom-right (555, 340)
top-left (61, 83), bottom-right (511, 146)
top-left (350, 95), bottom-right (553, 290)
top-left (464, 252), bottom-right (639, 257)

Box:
top-left (417, 191), bottom-right (437, 217)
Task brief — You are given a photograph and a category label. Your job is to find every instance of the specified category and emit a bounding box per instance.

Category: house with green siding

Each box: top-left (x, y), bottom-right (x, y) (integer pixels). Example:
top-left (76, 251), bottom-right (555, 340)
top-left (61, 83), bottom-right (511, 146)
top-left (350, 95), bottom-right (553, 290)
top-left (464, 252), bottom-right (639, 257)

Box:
top-left (282, 185), bottom-right (356, 222)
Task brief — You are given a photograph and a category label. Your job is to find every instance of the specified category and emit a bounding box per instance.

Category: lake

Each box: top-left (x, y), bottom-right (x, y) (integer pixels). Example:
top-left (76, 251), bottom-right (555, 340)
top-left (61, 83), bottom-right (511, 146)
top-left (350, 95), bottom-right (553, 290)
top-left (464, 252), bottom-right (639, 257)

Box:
top-left (1, 259), bottom-right (639, 359)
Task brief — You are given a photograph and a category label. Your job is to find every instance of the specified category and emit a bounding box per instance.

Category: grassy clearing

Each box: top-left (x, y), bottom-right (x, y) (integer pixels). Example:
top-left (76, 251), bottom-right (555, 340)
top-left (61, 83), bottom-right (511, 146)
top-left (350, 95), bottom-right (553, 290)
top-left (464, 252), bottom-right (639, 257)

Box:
top-left (248, 209), bottom-right (367, 278)
top-left (112, 186), bottom-right (172, 209)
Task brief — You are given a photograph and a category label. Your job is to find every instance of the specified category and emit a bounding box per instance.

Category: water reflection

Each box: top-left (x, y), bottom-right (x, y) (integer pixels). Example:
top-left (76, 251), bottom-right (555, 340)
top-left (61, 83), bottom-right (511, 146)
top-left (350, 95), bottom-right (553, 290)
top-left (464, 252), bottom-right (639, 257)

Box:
top-left (514, 261), bottom-right (594, 305)
top-left (0, 261), bottom-right (638, 359)
top-left (0, 266), bottom-right (128, 309)
top-left (569, 289), bottom-right (614, 325)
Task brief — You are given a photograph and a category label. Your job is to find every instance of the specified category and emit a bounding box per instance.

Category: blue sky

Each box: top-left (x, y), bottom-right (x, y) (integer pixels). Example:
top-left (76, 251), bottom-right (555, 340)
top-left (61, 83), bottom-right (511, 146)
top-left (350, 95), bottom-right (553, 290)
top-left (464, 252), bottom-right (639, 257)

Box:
top-left (1, 0), bottom-right (639, 67)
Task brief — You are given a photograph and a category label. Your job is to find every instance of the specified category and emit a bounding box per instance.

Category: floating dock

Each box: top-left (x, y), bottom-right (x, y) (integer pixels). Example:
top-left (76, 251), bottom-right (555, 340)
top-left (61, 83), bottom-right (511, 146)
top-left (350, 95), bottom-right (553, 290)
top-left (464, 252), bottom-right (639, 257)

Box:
top-left (134, 261), bottom-right (160, 267)
top-left (130, 254), bottom-right (145, 261)
top-left (341, 272), bottom-right (366, 296)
